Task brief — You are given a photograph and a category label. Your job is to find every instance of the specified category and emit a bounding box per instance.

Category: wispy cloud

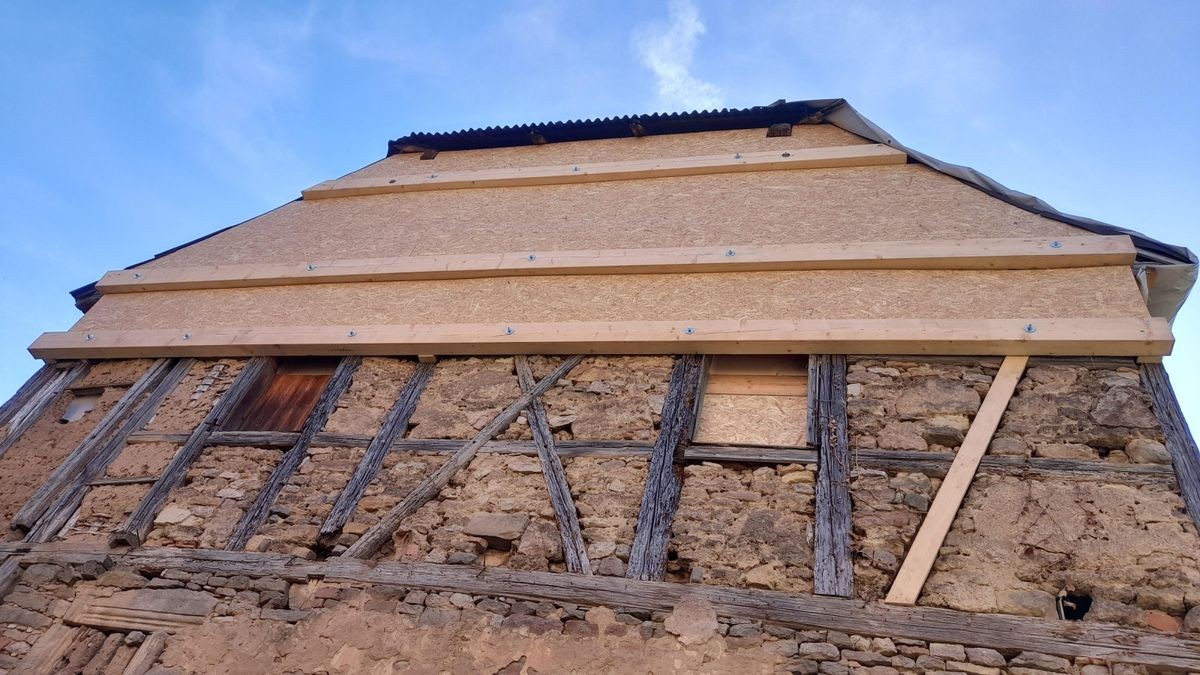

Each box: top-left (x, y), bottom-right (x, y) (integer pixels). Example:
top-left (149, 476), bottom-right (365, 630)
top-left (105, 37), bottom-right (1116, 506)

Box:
top-left (634, 0), bottom-right (725, 111)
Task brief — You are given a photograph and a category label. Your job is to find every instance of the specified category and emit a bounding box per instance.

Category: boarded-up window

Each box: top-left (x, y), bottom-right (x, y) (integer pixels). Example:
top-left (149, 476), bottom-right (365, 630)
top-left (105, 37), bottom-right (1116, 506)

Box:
top-left (693, 355), bottom-right (808, 446)
top-left (226, 358), bottom-right (338, 432)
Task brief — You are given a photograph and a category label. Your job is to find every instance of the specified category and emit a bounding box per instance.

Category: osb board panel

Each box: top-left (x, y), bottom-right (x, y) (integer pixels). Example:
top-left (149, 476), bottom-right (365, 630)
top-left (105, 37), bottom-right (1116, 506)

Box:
top-left (694, 394), bottom-right (807, 446)
top-left (74, 267), bottom-right (1149, 334)
top-left (350, 126), bottom-right (870, 178)
top-left (142, 164), bottom-right (1083, 270)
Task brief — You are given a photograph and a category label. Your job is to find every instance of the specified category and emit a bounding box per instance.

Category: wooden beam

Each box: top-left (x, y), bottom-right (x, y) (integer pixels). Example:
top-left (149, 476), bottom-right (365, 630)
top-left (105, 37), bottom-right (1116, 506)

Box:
top-left (316, 361), bottom-right (434, 548)
top-left (342, 355), bottom-right (586, 559)
top-left (29, 317), bottom-right (1175, 361)
top-left (626, 355), bottom-right (703, 581)
top-left (26, 359), bottom-right (196, 543)
top-left (225, 357), bottom-right (362, 550)
top-left (0, 555), bottom-right (19, 601)
top-left (109, 357), bottom-right (274, 548)
top-left (809, 355), bottom-right (852, 597)
top-left (121, 631), bottom-right (167, 675)
top-left (1141, 362), bottom-right (1200, 532)
top-left (885, 355), bottom-right (1029, 606)
top-left (514, 356), bottom-right (590, 575)
top-left (94, 236), bottom-right (1135, 294)
top-left (12, 359), bottom-right (175, 532)
top-left (302, 144), bottom-right (907, 199)
top-left (8, 545), bottom-right (1200, 671)
top-left (0, 363), bottom-right (90, 459)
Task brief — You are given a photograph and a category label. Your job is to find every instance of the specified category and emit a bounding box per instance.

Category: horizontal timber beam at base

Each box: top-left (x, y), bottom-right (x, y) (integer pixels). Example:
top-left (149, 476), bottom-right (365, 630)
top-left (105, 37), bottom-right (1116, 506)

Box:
top-left (30, 317), bottom-right (1174, 360)
top-left (1, 546), bottom-right (1196, 670)
top-left (94, 235), bottom-right (1135, 294)
top-left (120, 431), bottom-right (1175, 483)
top-left (301, 143), bottom-right (907, 199)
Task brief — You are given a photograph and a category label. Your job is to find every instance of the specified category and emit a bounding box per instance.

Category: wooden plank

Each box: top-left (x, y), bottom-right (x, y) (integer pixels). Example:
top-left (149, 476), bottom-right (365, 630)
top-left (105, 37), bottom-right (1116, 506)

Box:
top-left (626, 355), bottom-right (703, 580)
top-left (30, 317), bottom-right (1175, 360)
top-left (120, 631), bottom-right (167, 675)
top-left (25, 359), bottom-right (196, 543)
top-left (87, 476), bottom-right (159, 487)
top-left (9, 545), bottom-right (1200, 671)
top-left (343, 355), bottom-right (585, 559)
top-left (316, 361), bottom-right (434, 548)
top-left (14, 623), bottom-right (81, 675)
top-left (109, 357), bottom-right (274, 547)
top-left (301, 144), bottom-right (908, 199)
top-left (704, 373), bottom-right (807, 396)
top-left (0, 362), bottom-right (90, 459)
top-left (514, 356), bottom-right (590, 575)
top-left (809, 355), bottom-right (852, 597)
top-left (225, 357), bottom-right (362, 550)
top-left (885, 355), bottom-right (1029, 606)
top-left (94, 235), bottom-right (1135, 294)
top-left (11, 359), bottom-right (175, 532)
top-left (1141, 362), bottom-right (1200, 531)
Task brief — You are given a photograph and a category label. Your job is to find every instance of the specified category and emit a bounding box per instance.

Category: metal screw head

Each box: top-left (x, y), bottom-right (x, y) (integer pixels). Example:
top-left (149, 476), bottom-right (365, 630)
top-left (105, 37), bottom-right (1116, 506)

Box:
top-left (1023, 323), bottom-right (1037, 334)
top-left (1050, 240), bottom-right (1063, 249)
top-left (388, 179), bottom-right (396, 184)
top-left (527, 254), bottom-right (537, 261)
top-left (84, 333), bottom-right (94, 342)
top-left (306, 263), bottom-right (316, 271)
top-left (429, 174), bottom-right (438, 179)
top-left (182, 333), bottom-right (192, 340)
top-left (505, 327), bottom-right (516, 335)
top-left (348, 330), bottom-right (357, 337)
top-left (725, 249), bottom-right (736, 257)
top-left (683, 327), bottom-right (696, 335)
top-left (573, 166), bottom-right (580, 172)
top-left (734, 153), bottom-right (742, 159)
top-left (782, 152), bottom-right (791, 157)
top-left (132, 272), bottom-right (142, 279)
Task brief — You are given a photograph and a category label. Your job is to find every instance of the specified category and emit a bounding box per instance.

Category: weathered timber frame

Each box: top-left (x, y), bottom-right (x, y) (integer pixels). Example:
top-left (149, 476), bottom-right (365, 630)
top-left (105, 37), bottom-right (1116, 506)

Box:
top-left (1, 544), bottom-right (1197, 671)
top-left (808, 355), bottom-right (852, 596)
top-left (0, 362), bottom-right (90, 459)
top-left (30, 317), bottom-right (1174, 360)
top-left (316, 361), bottom-right (435, 548)
top-left (94, 235), bottom-right (1134, 294)
top-left (110, 357), bottom-right (275, 547)
top-left (26, 358), bottom-right (196, 543)
top-left (343, 355), bottom-right (586, 559)
top-left (1141, 362), bottom-right (1200, 531)
top-left (885, 355), bottom-right (1029, 605)
top-left (225, 356), bottom-right (362, 550)
top-left (514, 356), bottom-right (591, 574)
top-left (12, 358), bottom-right (178, 533)
top-left (626, 354), bottom-right (703, 580)
top-left (301, 144), bottom-right (907, 199)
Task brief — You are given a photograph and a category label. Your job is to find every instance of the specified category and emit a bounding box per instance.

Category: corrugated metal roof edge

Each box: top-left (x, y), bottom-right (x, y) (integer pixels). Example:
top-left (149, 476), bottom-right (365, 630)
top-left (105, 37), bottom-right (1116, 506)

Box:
top-left (70, 98), bottom-right (1195, 320)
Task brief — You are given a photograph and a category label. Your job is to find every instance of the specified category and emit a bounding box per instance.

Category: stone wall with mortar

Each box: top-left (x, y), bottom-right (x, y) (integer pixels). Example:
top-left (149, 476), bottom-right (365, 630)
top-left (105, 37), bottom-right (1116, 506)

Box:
top-left (1, 558), bottom-right (1185, 674)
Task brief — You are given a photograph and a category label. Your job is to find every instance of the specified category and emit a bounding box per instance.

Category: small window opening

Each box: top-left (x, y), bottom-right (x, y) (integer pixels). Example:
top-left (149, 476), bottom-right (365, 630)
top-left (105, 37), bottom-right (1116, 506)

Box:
top-left (1057, 591), bottom-right (1092, 620)
top-left (60, 389), bottom-right (102, 424)
top-left (693, 355), bottom-right (808, 447)
top-left (226, 357), bottom-right (338, 432)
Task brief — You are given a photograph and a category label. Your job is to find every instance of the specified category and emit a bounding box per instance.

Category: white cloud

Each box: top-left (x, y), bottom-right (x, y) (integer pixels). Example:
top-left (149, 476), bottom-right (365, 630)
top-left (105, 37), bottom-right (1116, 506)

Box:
top-left (634, 0), bottom-right (725, 111)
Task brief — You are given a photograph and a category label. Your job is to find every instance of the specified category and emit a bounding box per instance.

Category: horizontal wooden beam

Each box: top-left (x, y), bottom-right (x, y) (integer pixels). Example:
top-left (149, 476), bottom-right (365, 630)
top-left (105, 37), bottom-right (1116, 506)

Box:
top-left (301, 144), bottom-right (907, 199)
top-left (30, 317), bottom-right (1173, 360)
top-left (3, 545), bottom-right (1197, 670)
top-left (94, 236), bottom-right (1135, 294)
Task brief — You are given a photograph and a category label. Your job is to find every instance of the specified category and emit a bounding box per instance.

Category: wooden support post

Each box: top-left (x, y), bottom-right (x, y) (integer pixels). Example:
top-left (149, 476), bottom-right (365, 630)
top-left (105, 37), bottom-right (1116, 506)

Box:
top-left (14, 622), bottom-right (81, 675)
top-left (317, 361), bottom-right (434, 548)
top-left (0, 555), bottom-right (20, 601)
top-left (121, 630), bottom-right (167, 675)
top-left (0, 362), bottom-right (89, 459)
top-left (885, 355), bottom-right (1028, 605)
top-left (110, 357), bottom-right (274, 547)
top-left (809, 355), bottom-right (852, 597)
top-left (626, 354), bottom-right (703, 581)
top-left (514, 356), bottom-right (591, 574)
top-left (26, 359), bottom-right (196, 542)
top-left (225, 357), bottom-right (363, 550)
top-left (12, 359), bottom-right (175, 532)
top-left (343, 355), bottom-right (586, 559)
top-left (1141, 362), bottom-right (1200, 531)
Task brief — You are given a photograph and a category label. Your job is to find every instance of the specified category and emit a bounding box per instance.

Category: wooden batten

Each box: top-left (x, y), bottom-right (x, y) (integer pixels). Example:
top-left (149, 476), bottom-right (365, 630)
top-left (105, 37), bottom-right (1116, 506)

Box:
top-left (301, 144), bottom-right (907, 199)
top-left (30, 317), bottom-right (1174, 360)
top-left (94, 236), bottom-right (1136, 294)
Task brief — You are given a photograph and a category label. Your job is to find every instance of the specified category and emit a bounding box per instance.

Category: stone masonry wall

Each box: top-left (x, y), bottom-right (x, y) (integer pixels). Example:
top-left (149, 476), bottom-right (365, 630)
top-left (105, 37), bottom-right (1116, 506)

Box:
top-left (530, 355), bottom-right (673, 441)
top-left (851, 469), bottom-right (940, 601)
top-left (1, 559), bottom-right (1180, 674)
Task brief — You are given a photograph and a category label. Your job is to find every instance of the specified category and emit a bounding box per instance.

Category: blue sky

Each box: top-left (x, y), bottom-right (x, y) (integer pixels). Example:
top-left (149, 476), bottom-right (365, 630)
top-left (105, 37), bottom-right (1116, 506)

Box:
top-left (1, 1), bottom-right (1197, 421)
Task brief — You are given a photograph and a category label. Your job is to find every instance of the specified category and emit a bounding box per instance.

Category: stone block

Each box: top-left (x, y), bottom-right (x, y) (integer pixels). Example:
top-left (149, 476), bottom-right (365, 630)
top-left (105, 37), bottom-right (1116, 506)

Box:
top-left (1009, 651), bottom-right (1071, 672)
top-left (462, 513), bottom-right (529, 550)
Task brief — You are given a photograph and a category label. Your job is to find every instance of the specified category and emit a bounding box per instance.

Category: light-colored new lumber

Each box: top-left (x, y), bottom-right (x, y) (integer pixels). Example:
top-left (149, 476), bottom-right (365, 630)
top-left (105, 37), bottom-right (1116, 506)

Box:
top-left (30, 317), bottom-right (1174, 360)
top-left (301, 144), bottom-right (907, 199)
top-left (95, 236), bottom-right (1135, 294)
top-left (885, 355), bottom-right (1029, 606)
